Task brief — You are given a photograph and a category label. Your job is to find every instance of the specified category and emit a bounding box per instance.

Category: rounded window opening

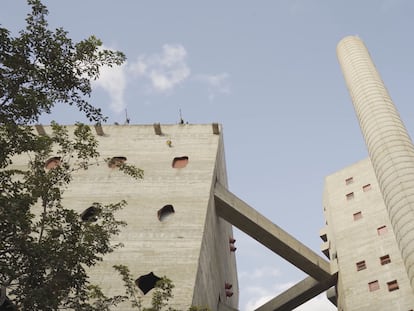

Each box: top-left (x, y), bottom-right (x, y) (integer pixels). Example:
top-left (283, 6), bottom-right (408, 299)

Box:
top-left (80, 204), bottom-right (101, 222)
top-left (158, 204), bottom-right (175, 221)
top-left (135, 272), bottom-right (161, 295)
top-left (108, 156), bottom-right (127, 168)
top-left (45, 157), bottom-right (61, 170)
top-left (172, 156), bottom-right (189, 168)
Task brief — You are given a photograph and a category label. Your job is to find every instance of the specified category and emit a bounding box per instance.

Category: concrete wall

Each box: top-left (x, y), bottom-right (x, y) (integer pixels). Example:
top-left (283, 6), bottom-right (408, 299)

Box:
top-left (192, 131), bottom-right (239, 309)
top-left (12, 124), bottom-right (238, 310)
top-left (322, 158), bottom-right (414, 310)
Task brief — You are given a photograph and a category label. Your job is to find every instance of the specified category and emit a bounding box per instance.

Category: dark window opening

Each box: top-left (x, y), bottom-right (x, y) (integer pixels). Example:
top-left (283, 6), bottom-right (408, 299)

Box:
top-left (81, 204), bottom-right (101, 222)
top-left (45, 157), bottom-right (61, 170)
top-left (387, 280), bottom-right (399, 292)
top-left (172, 156), bottom-right (189, 168)
top-left (135, 272), bottom-right (161, 295)
top-left (356, 260), bottom-right (366, 271)
top-left (108, 156), bottom-right (127, 168)
top-left (380, 255), bottom-right (391, 265)
top-left (158, 204), bottom-right (175, 221)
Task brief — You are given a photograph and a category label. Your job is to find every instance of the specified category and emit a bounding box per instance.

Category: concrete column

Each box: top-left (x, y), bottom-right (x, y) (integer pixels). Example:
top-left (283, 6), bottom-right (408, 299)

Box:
top-left (337, 36), bottom-right (414, 291)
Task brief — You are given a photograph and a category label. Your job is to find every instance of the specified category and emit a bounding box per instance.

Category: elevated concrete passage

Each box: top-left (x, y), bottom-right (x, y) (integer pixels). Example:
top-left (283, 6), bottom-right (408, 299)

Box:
top-left (214, 182), bottom-right (332, 281)
top-left (254, 274), bottom-right (337, 311)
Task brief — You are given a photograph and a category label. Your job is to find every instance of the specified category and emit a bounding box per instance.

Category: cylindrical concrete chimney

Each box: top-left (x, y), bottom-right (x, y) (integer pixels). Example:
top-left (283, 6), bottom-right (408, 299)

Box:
top-left (337, 36), bottom-right (414, 291)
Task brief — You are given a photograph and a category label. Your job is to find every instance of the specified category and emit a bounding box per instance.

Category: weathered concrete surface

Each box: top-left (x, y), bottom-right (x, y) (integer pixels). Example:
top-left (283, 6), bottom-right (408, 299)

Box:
top-left (254, 274), bottom-right (337, 311)
top-left (214, 182), bottom-right (331, 281)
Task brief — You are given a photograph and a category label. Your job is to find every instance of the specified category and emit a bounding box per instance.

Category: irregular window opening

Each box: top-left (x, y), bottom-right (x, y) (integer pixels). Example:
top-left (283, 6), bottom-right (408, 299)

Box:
top-left (368, 280), bottom-right (379, 292)
top-left (158, 204), bottom-right (175, 221)
top-left (356, 260), bottom-right (366, 271)
top-left (172, 156), bottom-right (189, 168)
top-left (108, 156), bottom-right (127, 168)
top-left (45, 157), bottom-right (61, 170)
top-left (387, 280), bottom-right (399, 292)
top-left (135, 272), bottom-right (161, 295)
top-left (80, 204), bottom-right (101, 222)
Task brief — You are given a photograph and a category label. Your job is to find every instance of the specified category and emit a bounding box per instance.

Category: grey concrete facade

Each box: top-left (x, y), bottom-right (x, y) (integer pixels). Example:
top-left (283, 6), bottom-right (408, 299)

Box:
top-left (322, 158), bottom-right (414, 310)
top-left (337, 36), bottom-right (414, 292)
top-left (12, 124), bottom-right (239, 310)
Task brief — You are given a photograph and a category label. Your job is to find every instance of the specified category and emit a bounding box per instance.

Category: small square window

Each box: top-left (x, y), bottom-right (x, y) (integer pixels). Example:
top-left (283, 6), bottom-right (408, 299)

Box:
top-left (363, 184), bottom-right (372, 192)
top-left (353, 211), bottom-right (362, 221)
top-left (387, 280), bottom-right (399, 292)
top-left (368, 280), bottom-right (379, 292)
top-left (345, 177), bottom-right (354, 185)
top-left (346, 192), bottom-right (354, 200)
top-left (380, 255), bottom-right (391, 265)
top-left (356, 260), bottom-right (366, 271)
top-left (377, 225), bottom-right (388, 236)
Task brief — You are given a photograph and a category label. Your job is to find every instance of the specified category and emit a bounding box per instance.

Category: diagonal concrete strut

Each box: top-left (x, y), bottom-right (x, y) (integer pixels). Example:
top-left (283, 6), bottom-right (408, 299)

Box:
top-left (254, 274), bottom-right (337, 311)
top-left (214, 182), bottom-right (332, 281)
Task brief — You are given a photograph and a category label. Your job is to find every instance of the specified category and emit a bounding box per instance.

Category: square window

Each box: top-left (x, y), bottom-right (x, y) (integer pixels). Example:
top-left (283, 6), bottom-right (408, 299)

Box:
top-left (380, 255), bottom-right (391, 265)
top-left (353, 211), bottom-right (362, 221)
top-left (345, 177), bottom-right (354, 185)
top-left (346, 192), bottom-right (354, 200)
top-left (356, 260), bottom-right (366, 271)
top-left (387, 280), bottom-right (399, 292)
top-left (368, 280), bottom-right (379, 292)
top-left (363, 184), bottom-right (372, 192)
top-left (377, 225), bottom-right (388, 236)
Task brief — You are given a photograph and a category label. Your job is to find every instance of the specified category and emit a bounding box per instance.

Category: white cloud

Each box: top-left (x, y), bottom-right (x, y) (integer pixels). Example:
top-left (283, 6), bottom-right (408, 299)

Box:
top-left (243, 281), bottom-right (294, 310)
top-left (93, 62), bottom-right (127, 114)
top-left (195, 72), bottom-right (230, 100)
top-left (129, 44), bottom-right (190, 93)
top-left (239, 266), bottom-right (280, 280)
top-left (293, 294), bottom-right (336, 311)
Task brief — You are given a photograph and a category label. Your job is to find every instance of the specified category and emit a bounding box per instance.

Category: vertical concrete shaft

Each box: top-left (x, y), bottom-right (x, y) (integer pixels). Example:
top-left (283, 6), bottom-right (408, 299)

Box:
top-left (337, 36), bottom-right (414, 291)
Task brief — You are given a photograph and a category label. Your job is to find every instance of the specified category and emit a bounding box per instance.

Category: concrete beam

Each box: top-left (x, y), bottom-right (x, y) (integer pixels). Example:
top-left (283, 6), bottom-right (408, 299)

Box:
top-left (254, 274), bottom-right (337, 311)
top-left (214, 182), bottom-right (332, 281)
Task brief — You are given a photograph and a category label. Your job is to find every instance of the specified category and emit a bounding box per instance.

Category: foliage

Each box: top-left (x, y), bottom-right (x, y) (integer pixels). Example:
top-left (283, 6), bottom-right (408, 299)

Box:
top-left (0, 123), bottom-right (135, 310)
top-left (114, 265), bottom-right (210, 311)
top-left (0, 1), bottom-right (144, 310)
top-left (0, 0), bottom-right (125, 169)
top-left (0, 1), bottom-right (207, 310)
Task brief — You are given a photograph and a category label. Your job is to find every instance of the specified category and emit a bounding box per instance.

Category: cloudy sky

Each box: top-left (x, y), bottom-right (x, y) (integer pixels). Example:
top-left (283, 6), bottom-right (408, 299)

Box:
top-left (3, 1), bottom-right (414, 310)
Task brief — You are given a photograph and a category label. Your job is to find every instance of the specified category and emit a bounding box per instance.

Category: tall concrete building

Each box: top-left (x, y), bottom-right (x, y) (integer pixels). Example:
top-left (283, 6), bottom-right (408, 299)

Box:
top-left (320, 36), bottom-right (414, 310)
top-left (12, 124), bottom-right (239, 311)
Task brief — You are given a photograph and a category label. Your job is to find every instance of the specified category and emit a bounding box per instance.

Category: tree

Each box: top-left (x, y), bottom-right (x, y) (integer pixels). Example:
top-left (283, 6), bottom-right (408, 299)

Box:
top-left (0, 2), bottom-right (208, 310)
top-left (0, 1), bottom-right (142, 310)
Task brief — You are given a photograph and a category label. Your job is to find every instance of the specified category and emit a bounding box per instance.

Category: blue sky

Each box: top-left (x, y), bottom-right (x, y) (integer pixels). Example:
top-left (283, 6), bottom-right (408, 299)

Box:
top-left (2, 1), bottom-right (414, 309)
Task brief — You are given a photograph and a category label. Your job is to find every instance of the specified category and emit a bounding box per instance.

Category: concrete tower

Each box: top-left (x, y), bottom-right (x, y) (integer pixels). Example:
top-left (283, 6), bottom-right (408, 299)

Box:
top-left (337, 36), bottom-right (414, 292)
top-left (12, 124), bottom-right (239, 311)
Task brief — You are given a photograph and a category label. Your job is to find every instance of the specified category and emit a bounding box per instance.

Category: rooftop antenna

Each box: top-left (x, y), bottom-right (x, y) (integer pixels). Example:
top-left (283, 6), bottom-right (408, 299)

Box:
top-left (125, 109), bottom-right (130, 125)
top-left (179, 108), bottom-right (184, 124)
